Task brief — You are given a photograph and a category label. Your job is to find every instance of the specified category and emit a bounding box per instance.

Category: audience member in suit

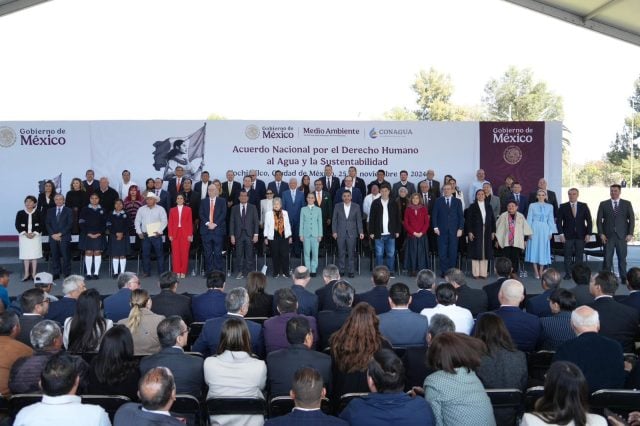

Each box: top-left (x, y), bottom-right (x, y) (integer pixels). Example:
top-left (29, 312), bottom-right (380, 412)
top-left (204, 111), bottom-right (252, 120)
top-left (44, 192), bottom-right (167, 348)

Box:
top-left (588, 270), bottom-right (639, 352)
top-left (45, 275), bottom-right (85, 325)
top-left (557, 188), bottom-right (593, 279)
top-left (317, 280), bottom-right (354, 350)
top-left (553, 305), bottom-right (626, 392)
top-left (367, 170), bottom-right (391, 195)
top-left (334, 176), bottom-right (363, 208)
top-left (246, 271), bottom-right (273, 318)
top-left (315, 264), bottom-right (341, 312)
top-left (192, 287), bottom-right (264, 358)
top-left (117, 289), bottom-right (165, 356)
top-left (497, 175), bottom-right (514, 212)
top-left (432, 184), bottom-right (464, 276)
top-left (379, 283), bottom-right (429, 347)
top-left (266, 316), bottom-right (332, 397)
top-left (2, 312), bottom-right (32, 395)
top-left (341, 349), bottom-right (435, 426)
top-left (140, 316), bottom-right (204, 398)
top-left (527, 177), bottom-right (559, 218)
top-left (221, 170), bottom-right (242, 208)
top-left (192, 270), bottom-right (227, 322)
top-left (193, 170), bottom-right (211, 199)
top-left (248, 169), bottom-right (267, 202)
top-left (409, 269), bottom-right (437, 313)
top-left (282, 178), bottom-right (305, 257)
top-left (104, 272), bottom-right (141, 322)
top-left (153, 178), bottom-right (170, 214)
top-left (525, 268), bottom-right (562, 317)
top-left (623, 267), bottom-right (640, 314)
top-left (200, 184), bottom-right (227, 274)
top-left (483, 257), bottom-right (513, 311)
top-left (478, 279), bottom-right (541, 353)
top-left (264, 367), bottom-right (347, 426)
top-left (16, 288), bottom-right (49, 346)
top-left (539, 289), bottom-right (577, 350)
top-left (391, 170), bottom-right (416, 199)
top-left (421, 169), bottom-right (441, 201)
top-left (332, 191), bottom-right (364, 278)
top-left (421, 283), bottom-right (474, 335)
top-left (114, 367), bottom-right (185, 426)
top-left (229, 190), bottom-right (260, 278)
top-left (46, 194), bottom-right (73, 279)
top-left (569, 263), bottom-right (595, 306)
top-left (82, 169), bottom-right (99, 195)
top-left (151, 271), bottom-right (193, 325)
top-left (274, 266), bottom-right (318, 317)
top-left (267, 170), bottom-right (288, 198)
top-left (354, 266), bottom-right (391, 314)
top-left (322, 164), bottom-right (341, 200)
top-left (368, 183), bottom-right (401, 275)
top-left (596, 184), bottom-right (635, 283)
top-left (445, 268), bottom-right (488, 317)
top-left (264, 288), bottom-right (318, 354)
top-left (312, 179), bottom-right (333, 243)
top-left (178, 178), bottom-right (200, 218)
top-left (341, 166), bottom-right (367, 199)
top-left (167, 165), bottom-right (185, 208)
top-left (504, 181), bottom-right (528, 216)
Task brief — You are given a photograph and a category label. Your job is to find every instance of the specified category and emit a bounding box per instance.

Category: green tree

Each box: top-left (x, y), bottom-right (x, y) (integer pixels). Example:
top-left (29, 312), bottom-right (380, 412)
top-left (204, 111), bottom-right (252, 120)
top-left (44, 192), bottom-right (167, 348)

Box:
top-left (575, 161), bottom-right (604, 186)
top-left (383, 107), bottom-right (417, 121)
top-left (411, 68), bottom-right (472, 121)
top-left (207, 113), bottom-right (227, 120)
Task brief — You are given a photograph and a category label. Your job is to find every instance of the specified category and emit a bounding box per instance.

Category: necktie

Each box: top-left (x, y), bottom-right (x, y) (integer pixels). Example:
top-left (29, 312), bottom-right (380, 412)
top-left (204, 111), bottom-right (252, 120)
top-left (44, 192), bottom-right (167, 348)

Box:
top-left (317, 192), bottom-right (322, 206)
top-left (515, 194), bottom-right (519, 203)
top-left (276, 182), bottom-right (280, 193)
top-left (228, 181), bottom-right (232, 193)
top-left (614, 200), bottom-right (619, 215)
top-left (571, 203), bottom-right (576, 217)
top-left (423, 194), bottom-right (428, 205)
top-left (209, 198), bottom-right (215, 224)
top-left (327, 177), bottom-right (331, 190)
top-left (241, 204), bottom-right (246, 221)
top-left (176, 178), bottom-right (181, 192)
top-left (156, 189), bottom-right (160, 196)
top-left (56, 207), bottom-right (61, 217)
top-left (446, 198), bottom-right (450, 208)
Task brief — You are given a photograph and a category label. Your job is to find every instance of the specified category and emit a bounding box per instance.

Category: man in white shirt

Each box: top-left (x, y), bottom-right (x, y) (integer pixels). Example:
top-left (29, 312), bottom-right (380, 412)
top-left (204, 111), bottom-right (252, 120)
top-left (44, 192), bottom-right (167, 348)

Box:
top-left (118, 169), bottom-right (136, 200)
top-left (368, 184), bottom-right (401, 276)
top-left (421, 283), bottom-right (473, 334)
top-left (468, 168), bottom-right (486, 204)
top-left (134, 193), bottom-right (168, 278)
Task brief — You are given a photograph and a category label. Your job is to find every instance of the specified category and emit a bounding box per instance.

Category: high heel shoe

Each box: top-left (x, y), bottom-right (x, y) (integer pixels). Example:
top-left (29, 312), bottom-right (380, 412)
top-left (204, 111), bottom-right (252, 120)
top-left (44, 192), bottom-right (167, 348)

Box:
top-left (21, 275), bottom-right (32, 282)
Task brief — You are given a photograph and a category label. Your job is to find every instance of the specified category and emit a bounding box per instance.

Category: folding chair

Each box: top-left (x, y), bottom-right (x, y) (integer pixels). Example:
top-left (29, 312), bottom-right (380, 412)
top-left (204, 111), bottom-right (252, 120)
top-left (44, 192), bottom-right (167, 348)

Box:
top-left (206, 397), bottom-right (267, 416)
top-left (172, 394), bottom-right (205, 426)
top-left (81, 395), bottom-right (131, 421)
top-left (590, 389), bottom-right (640, 417)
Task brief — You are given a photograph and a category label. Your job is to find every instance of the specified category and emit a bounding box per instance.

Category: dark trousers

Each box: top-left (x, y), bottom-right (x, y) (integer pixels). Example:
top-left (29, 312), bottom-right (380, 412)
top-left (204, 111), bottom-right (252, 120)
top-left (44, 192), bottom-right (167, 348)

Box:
top-left (502, 246), bottom-right (522, 274)
top-left (50, 237), bottom-right (71, 276)
top-left (437, 231), bottom-right (458, 275)
top-left (337, 235), bottom-right (357, 274)
top-left (603, 234), bottom-right (628, 282)
top-left (234, 234), bottom-right (255, 275)
top-left (563, 238), bottom-right (585, 274)
top-left (270, 237), bottom-right (289, 275)
top-left (202, 232), bottom-right (225, 273)
top-left (142, 235), bottom-right (164, 275)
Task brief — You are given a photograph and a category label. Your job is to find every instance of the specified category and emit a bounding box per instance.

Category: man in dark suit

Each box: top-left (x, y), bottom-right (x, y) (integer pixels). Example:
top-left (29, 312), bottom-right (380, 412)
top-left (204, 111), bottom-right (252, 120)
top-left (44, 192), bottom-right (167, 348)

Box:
top-left (317, 280), bottom-right (353, 350)
top-left (81, 169), bottom-right (99, 195)
top-left (504, 181), bottom-right (528, 216)
top-left (192, 287), bottom-right (264, 357)
top-left (623, 267), bottom-right (640, 313)
top-left (140, 316), bottom-right (204, 398)
top-left (153, 178), bottom-right (170, 214)
top-left (45, 275), bottom-right (85, 325)
top-left (103, 272), bottom-right (141, 322)
top-left (368, 184), bottom-right (401, 276)
top-left (46, 194), bottom-right (73, 279)
top-left (193, 170), bottom-right (211, 199)
top-left (528, 177), bottom-right (558, 218)
top-left (525, 268), bottom-right (562, 317)
top-left (334, 176), bottom-right (363, 208)
top-left (322, 164), bottom-right (340, 200)
top-left (422, 169), bottom-right (440, 201)
top-left (167, 165), bottom-right (185, 208)
top-left (569, 262), bottom-right (594, 307)
top-left (191, 270), bottom-right (227, 322)
top-left (588, 271), bottom-right (639, 352)
top-left (151, 272), bottom-right (193, 325)
top-left (200, 184), bottom-right (227, 274)
top-left (264, 288), bottom-right (318, 354)
top-left (114, 367), bottom-right (184, 425)
top-left (275, 266), bottom-right (318, 317)
top-left (553, 305), bottom-right (625, 392)
top-left (248, 169), bottom-right (267, 202)
top-left (315, 264), bottom-right (341, 312)
top-left (354, 266), bottom-right (391, 314)
top-left (266, 317), bottom-right (331, 397)
top-left (409, 269), bottom-right (437, 313)
top-left (267, 170), bottom-right (288, 198)
top-left (379, 283), bottom-right (428, 347)
top-left (221, 169), bottom-right (242, 210)
top-left (483, 257), bottom-right (513, 311)
top-left (282, 178), bottom-right (305, 257)
top-left (445, 268), bottom-right (488, 317)
top-left (367, 169), bottom-right (391, 195)
top-left (432, 184), bottom-right (464, 277)
top-left (596, 184), bottom-right (635, 284)
top-left (229, 190), bottom-right (259, 279)
top-left (313, 179), bottom-right (333, 244)
top-left (332, 191), bottom-right (363, 278)
top-left (391, 170), bottom-right (416, 199)
top-left (16, 288), bottom-right (49, 346)
top-left (342, 166), bottom-right (367, 198)
top-left (557, 188), bottom-right (593, 279)
top-left (237, 175), bottom-right (260, 207)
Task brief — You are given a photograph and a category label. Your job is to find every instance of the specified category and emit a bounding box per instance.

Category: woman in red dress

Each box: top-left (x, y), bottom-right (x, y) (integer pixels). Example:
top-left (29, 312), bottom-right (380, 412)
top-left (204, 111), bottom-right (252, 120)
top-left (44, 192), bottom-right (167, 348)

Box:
top-left (168, 194), bottom-right (193, 278)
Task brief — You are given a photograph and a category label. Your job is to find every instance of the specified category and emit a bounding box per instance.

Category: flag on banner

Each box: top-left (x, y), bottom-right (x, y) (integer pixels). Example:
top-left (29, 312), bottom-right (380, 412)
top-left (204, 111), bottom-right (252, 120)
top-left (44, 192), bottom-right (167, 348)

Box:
top-left (38, 173), bottom-right (62, 194)
top-left (152, 123), bottom-right (206, 181)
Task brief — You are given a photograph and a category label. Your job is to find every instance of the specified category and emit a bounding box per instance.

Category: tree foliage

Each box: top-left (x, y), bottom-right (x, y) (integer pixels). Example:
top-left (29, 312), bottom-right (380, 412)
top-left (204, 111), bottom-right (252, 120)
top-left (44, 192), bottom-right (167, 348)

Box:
top-left (411, 68), bottom-right (473, 121)
top-left (383, 107), bottom-right (417, 121)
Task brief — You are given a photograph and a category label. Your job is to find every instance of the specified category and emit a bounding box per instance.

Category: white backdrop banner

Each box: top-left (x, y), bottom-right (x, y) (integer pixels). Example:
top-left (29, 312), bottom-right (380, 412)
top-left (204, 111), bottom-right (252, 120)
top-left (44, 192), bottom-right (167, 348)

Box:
top-left (0, 120), bottom-right (562, 237)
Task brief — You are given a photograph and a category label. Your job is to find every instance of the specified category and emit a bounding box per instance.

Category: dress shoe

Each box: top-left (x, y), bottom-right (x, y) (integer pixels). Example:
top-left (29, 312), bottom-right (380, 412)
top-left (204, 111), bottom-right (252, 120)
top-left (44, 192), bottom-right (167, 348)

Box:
top-left (236, 273), bottom-right (244, 280)
top-left (21, 275), bottom-right (32, 282)
top-left (348, 273), bottom-right (355, 278)
top-left (85, 274), bottom-right (93, 281)
top-left (310, 272), bottom-right (317, 278)
top-left (282, 273), bottom-right (291, 278)
top-left (113, 274), bottom-right (119, 279)
top-left (141, 273), bottom-right (151, 278)
top-left (563, 273), bottom-right (571, 280)
top-left (93, 275), bottom-right (99, 280)
top-left (52, 274), bottom-right (60, 280)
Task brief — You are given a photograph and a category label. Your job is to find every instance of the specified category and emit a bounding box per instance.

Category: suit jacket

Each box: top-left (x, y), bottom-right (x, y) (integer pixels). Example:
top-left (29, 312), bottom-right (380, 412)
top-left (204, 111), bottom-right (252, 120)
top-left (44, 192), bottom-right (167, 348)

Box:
top-left (341, 176), bottom-right (367, 199)
top-left (282, 190), bottom-right (305, 227)
top-left (221, 180), bottom-right (242, 202)
top-left (322, 175), bottom-right (341, 199)
top-left (354, 286), bottom-right (390, 314)
top-left (192, 290), bottom-right (227, 322)
top-left (367, 179), bottom-right (391, 195)
top-left (332, 203), bottom-right (363, 238)
top-left (432, 197), bottom-right (464, 235)
top-left (482, 306), bottom-right (541, 352)
top-left (313, 191), bottom-right (333, 225)
top-left (317, 307), bottom-right (351, 350)
top-left (378, 309), bottom-right (428, 347)
top-left (168, 205), bottom-right (193, 239)
top-left (456, 285), bottom-right (488, 317)
top-left (504, 192), bottom-right (528, 215)
top-left (525, 289), bottom-right (554, 317)
top-left (267, 180), bottom-right (287, 198)
top-left (334, 187), bottom-right (363, 208)
top-left (153, 189), bottom-right (170, 213)
top-left (45, 206), bottom-right (73, 239)
top-left (266, 344), bottom-right (332, 397)
top-left (558, 201), bottom-right (593, 239)
top-left (553, 332), bottom-right (625, 392)
top-left (299, 205), bottom-right (323, 238)
top-left (588, 296), bottom-right (639, 352)
top-left (199, 196), bottom-right (227, 236)
top-left (192, 313), bottom-right (264, 358)
top-left (290, 284), bottom-right (319, 317)
top-left (45, 296), bottom-right (76, 325)
top-left (151, 290), bottom-right (193, 325)
top-left (264, 312), bottom-right (318, 353)
top-left (193, 180), bottom-right (211, 196)
top-left (392, 181), bottom-right (416, 199)
top-left (622, 291), bottom-right (640, 314)
top-left (315, 280), bottom-right (339, 312)
top-left (252, 178), bottom-right (267, 201)
top-left (569, 284), bottom-right (595, 307)
top-left (167, 177), bottom-right (185, 207)
top-left (103, 288), bottom-right (133, 322)
top-left (409, 289), bottom-right (437, 313)
top-left (596, 198), bottom-right (635, 239)
top-left (368, 197), bottom-right (401, 238)
top-left (139, 347), bottom-right (205, 398)
top-left (114, 402), bottom-right (184, 426)
top-left (17, 314), bottom-right (44, 346)
top-left (15, 210), bottom-right (43, 235)
top-left (340, 392), bottom-right (435, 426)
top-left (266, 409), bottom-right (347, 426)
top-left (229, 203), bottom-right (259, 239)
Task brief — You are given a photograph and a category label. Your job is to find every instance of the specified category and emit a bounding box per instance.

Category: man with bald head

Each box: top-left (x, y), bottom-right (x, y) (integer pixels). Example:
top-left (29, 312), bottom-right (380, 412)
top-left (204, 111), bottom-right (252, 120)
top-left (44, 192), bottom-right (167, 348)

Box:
top-left (553, 306), bottom-right (625, 392)
top-left (283, 177), bottom-right (305, 257)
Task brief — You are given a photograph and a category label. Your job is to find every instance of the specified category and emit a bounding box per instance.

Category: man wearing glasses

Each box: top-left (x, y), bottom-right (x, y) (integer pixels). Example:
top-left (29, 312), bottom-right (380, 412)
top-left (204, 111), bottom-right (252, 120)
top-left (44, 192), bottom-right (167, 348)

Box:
top-left (16, 288), bottom-right (50, 346)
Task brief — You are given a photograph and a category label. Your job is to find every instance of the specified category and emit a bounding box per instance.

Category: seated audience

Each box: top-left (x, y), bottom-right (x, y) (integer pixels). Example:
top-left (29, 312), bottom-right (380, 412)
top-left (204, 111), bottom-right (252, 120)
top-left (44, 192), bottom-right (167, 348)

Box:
top-left (46, 274), bottom-right (86, 325)
top-left (553, 305), bottom-right (625, 392)
top-left (525, 268), bottom-right (562, 317)
top-left (353, 266), bottom-right (391, 314)
top-left (483, 257), bottom-right (514, 311)
top-left (103, 272), bottom-right (141, 322)
top-left (266, 316), bottom-right (331, 397)
top-left (315, 264), bottom-right (342, 312)
top-left (264, 288), bottom-right (318, 353)
top-left (409, 269), bottom-right (437, 313)
top-left (151, 271), bottom-right (193, 325)
top-left (191, 270), bottom-right (227, 322)
top-left (521, 361), bottom-right (606, 426)
top-left (274, 266), bottom-right (318, 317)
top-left (64, 288), bottom-right (113, 352)
top-left (539, 288), bottom-right (576, 350)
top-left (341, 349), bottom-right (435, 426)
top-left (14, 353), bottom-right (110, 426)
top-left (317, 280), bottom-right (354, 350)
top-left (445, 268), bottom-right (488, 317)
top-left (421, 283), bottom-right (473, 334)
top-left (33, 271), bottom-right (59, 302)
top-left (379, 282), bottom-right (429, 346)
top-left (114, 366), bottom-right (184, 425)
top-left (204, 317), bottom-right (267, 426)
top-left (569, 263), bottom-right (594, 306)
top-left (88, 324), bottom-right (140, 400)
top-left (117, 289), bottom-right (165, 355)
top-left (246, 271), bottom-right (273, 317)
top-left (17, 287), bottom-right (49, 346)
top-left (265, 367), bottom-right (347, 425)
top-left (623, 267), bottom-right (640, 313)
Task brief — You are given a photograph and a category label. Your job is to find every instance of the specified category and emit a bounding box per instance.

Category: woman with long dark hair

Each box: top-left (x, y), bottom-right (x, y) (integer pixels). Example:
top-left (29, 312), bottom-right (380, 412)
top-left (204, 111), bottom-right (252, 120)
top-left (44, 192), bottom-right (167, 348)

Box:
top-left (245, 272), bottom-right (273, 317)
top-left (37, 179), bottom-right (57, 235)
top-left (88, 325), bottom-right (140, 400)
top-left (65, 177), bottom-right (89, 234)
top-left (64, 288), bottom-right (113, 352)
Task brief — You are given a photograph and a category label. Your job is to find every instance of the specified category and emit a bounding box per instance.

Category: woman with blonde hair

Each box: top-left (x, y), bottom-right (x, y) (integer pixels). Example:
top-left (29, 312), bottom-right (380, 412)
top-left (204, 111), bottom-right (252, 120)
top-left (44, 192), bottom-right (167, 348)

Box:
top-left (117, 288), bottom-right (164, 355)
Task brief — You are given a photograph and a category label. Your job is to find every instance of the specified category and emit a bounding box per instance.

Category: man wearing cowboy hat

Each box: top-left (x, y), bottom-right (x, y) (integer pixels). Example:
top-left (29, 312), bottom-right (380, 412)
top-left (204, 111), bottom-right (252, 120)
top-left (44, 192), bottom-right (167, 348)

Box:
top-left (135, 192), bottom-right (168, 278)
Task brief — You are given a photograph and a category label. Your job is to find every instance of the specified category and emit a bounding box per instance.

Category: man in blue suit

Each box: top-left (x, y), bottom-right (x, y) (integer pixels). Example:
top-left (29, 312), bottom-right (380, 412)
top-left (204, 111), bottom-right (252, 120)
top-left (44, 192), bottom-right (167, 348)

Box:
top-left (153, 178), bottom-right (170, 214)
top-left (409, 269), bottom-right (437, 313)
top-left (623, 267), bottom-right (640, 314)
top-left (191, 270), bottom-right (227, 322)
top-left (282, 178), bottom-right (305, 257)
top-left (354, 266), bottom-right (391, 314)
top-left (379, 283), bottom-right (428, 347)
top-left (557, 188), bottom-right (593, 279)
top-left (432, 184), bottom-right (464, 277)
top-left (267, 170), bottom-right (288, 198)
top-left (334, 176), bottom-right (363, 208)
top-left (45, 194), bottom-right (73, 279)
top-left (199, 184), bottom-right (227, 274)
top-left (525, 268), bottom-right (562, 317)
top-left (104, 272), bottom-right (141, 322)
top-left (273, 266), bottom-right (318, 317)
top-left (503, 181), bottom-right (528, 216)
top-left (191, 287), bottom-right (264, 358)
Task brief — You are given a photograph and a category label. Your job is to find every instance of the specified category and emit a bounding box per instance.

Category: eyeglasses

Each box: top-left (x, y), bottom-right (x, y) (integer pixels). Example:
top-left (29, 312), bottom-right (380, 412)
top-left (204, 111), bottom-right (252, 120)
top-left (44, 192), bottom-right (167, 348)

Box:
top-left (180, 327), bottom-right (191, 335)
top-left (39, 299), bottom-right (50, 305)
top-left (266, 192), bottom-right (273, 196)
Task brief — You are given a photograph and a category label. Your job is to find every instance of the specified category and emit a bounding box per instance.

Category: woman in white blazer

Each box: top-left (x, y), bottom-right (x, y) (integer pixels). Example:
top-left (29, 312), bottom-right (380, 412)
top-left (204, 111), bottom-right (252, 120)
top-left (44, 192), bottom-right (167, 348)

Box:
top-left (263, 197), bottom-right (292, 278)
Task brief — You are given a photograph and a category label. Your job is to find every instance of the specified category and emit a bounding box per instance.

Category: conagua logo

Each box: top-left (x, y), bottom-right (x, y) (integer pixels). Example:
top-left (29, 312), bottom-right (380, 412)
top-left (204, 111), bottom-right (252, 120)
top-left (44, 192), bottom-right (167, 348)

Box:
top-left (245, 125), bottom-right (260, 140)
top-left (369, 128), bottom-right (379, 139)
top-left (0, 126), bottom-right (17, 148)
top-left (503, 146), bottom-right (523, 165)
top-left (369, 128), bottom-right (413, 139)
